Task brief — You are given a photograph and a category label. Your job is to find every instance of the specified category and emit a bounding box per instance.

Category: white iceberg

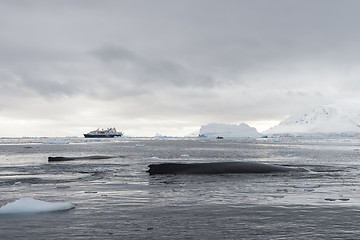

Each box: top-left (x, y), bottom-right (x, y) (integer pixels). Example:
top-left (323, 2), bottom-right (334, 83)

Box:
top-left (153, 134), bottom-right (170, 139)
top-left (0, 197), bottom-right (75, 214)
top-left (199, 123), bottom-right (261, 138)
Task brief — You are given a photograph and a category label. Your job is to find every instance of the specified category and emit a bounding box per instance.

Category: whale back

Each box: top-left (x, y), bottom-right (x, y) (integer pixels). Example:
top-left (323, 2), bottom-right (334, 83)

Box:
top-left (147, 161), bottom-right (299, 175)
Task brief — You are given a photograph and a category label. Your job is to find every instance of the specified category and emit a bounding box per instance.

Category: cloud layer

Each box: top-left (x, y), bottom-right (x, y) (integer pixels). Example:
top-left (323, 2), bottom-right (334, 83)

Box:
top-left (1, 0), bottom-right (360, 136)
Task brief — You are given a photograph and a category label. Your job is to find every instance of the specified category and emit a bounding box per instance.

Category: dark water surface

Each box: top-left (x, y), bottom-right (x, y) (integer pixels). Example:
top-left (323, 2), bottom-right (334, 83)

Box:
top-left (1, 137), bottom-right (360, 239)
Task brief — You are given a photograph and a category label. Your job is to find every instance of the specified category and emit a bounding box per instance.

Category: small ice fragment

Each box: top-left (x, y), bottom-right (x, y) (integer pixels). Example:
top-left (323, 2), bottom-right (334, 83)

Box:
top-left (43, 139), bottom-right (69, 144)
top-left (136, 144), bottom-right (145, 147)
top-left (0, 197), bottom-right (74, 214)
top-left (142, 157), bottom-right (160, 160)
top-left (180, 154), bottom-right (190, 158)
top-left (14, 182), bottom-right (21, 186)
top-left (294, 184), bottom-right (321, 189)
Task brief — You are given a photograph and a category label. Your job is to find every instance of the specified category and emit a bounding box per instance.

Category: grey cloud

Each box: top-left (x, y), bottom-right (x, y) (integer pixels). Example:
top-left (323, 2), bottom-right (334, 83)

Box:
top-left (23, 75), bottom-right (80, 98)
top-left (2, 0), bottom-right (360, 136)
top-left (91, 44), bottom-right (215, 88)
top-left (161, 0), bottom-right (360, 78)
top-left (92, 45), bottom-right (140, 63)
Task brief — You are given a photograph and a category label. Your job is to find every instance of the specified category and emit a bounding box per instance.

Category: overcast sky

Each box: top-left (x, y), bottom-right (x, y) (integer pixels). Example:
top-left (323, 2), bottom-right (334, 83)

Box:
top-left (1, 0), bottom-right (360, 137)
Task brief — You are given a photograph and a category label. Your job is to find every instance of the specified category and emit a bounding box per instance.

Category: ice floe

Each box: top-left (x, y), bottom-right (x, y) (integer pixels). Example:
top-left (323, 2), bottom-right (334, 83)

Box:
top-left (0, 198), bottom-right (75, 214)
top-left (43, 139), bottom-right (70, 144)
top-left (142, 157), bottom-right (160, 160)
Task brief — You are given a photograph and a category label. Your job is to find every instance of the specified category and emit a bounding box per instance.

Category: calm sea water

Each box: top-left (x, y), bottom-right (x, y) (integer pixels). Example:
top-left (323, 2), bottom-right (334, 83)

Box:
top-left (1, 136), bottom-right (360, 239)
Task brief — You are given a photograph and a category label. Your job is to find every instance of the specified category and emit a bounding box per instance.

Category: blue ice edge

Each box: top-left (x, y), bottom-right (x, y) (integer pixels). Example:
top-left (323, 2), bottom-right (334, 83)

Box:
top-left (0, 197), bottom-right (75, 214)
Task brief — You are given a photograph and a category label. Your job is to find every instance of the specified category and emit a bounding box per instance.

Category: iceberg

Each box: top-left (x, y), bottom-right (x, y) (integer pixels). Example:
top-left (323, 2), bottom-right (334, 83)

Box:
top-left (199, 123), bottom-right (261, 138)
top-left (0, 198), bottom-right (75, 214)
top-left (153, 133), bottom-right (170, 139)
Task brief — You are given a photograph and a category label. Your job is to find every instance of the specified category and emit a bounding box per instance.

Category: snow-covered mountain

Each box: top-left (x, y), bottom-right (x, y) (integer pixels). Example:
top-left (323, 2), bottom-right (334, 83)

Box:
top-left (199, 123), bottom-right (261, 138)
top-left (264, 103), bottom-right (360, 135)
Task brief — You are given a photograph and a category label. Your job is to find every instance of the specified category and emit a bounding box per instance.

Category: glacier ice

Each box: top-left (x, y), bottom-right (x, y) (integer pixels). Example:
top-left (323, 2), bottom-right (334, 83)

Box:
top-left (0, 198), bottom-right (75, 214)
top-left (264, 102), bottom-right (360, 135)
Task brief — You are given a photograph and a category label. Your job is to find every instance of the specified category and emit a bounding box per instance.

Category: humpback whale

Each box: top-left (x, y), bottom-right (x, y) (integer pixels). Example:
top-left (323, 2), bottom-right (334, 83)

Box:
top-left (147, 161), bottom-right (304, 175)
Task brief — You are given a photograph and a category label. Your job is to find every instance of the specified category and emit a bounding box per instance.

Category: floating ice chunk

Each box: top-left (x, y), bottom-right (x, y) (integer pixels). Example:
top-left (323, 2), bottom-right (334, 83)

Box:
top-left (14, 182), bottom-right (22, 186)
top-left (293, 184), bottom-right (321, 189)
top-left (180, 154), bottom-right (190, 158)
top-left (136, 144), bottom-right (145, 147)
top-left (142, 157), bottom-right (160, 160)
top-left (43, 139), bottom-right (69, 144)
top-left (0, 198), bottom-right (75, 214)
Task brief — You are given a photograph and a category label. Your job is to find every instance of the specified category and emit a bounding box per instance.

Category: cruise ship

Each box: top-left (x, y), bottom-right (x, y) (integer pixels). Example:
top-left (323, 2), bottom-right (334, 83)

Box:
top-left (83, 127), bottom-right (123, 138)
